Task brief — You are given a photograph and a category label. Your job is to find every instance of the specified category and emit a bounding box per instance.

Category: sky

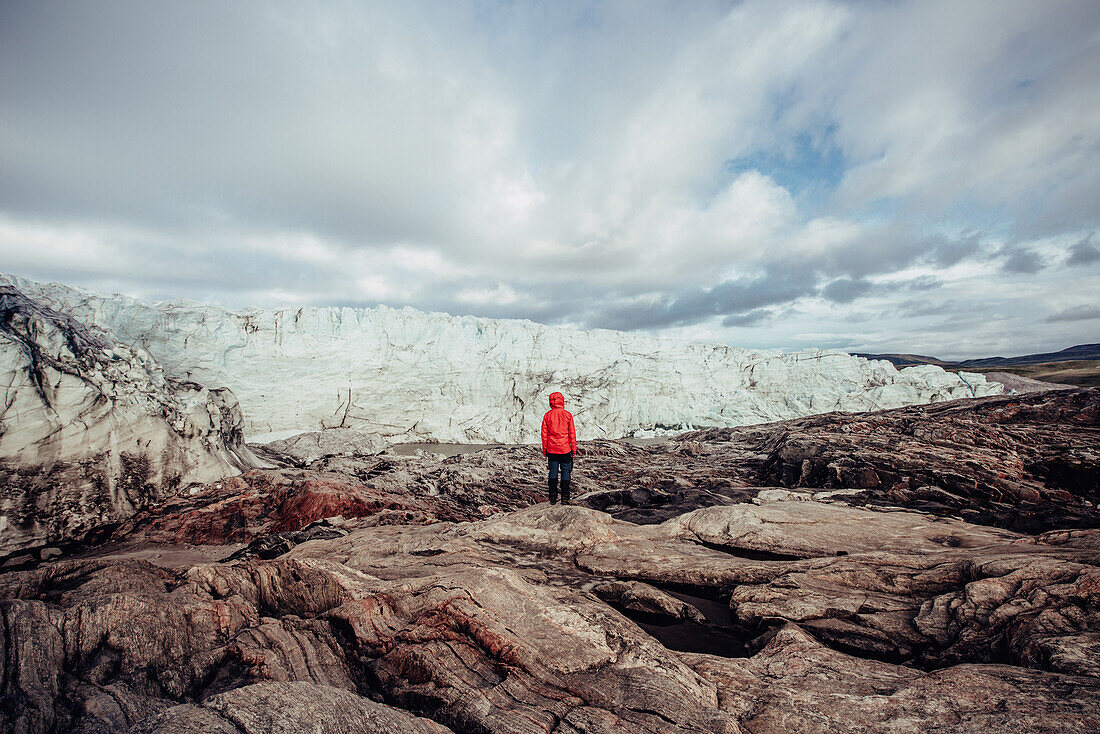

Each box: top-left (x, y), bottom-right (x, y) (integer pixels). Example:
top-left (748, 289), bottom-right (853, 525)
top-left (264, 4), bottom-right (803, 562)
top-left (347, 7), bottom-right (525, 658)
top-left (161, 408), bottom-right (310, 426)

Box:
top-left (1, 0), bottom-right (1098, 360)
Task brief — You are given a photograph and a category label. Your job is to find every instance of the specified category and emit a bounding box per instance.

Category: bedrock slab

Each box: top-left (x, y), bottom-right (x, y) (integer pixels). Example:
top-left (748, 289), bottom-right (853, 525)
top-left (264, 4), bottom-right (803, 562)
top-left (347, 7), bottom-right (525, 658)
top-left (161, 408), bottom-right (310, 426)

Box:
top-left (684, 624), bottom-right (1100, 734)
top-left (134, 682), bottom-right (454, 734)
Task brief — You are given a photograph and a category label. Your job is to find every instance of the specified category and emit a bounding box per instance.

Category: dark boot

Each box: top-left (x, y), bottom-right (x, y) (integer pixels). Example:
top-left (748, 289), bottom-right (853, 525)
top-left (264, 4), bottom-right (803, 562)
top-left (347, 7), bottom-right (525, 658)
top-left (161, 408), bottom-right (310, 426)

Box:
top-left (548, 478), bottom-right (559, 504)
top-left (560, 479), bottom-right (571, 506)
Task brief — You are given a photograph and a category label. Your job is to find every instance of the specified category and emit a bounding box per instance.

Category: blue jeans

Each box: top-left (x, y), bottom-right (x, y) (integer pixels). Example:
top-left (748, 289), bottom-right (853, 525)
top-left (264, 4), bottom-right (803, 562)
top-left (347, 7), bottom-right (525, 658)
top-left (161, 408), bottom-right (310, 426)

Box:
top-left (547, 453), bottom-right (573, 481)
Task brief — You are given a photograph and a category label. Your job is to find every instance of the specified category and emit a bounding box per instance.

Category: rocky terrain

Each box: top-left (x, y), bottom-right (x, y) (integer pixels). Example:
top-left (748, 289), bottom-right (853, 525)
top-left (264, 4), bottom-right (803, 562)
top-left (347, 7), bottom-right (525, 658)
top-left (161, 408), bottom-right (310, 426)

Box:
top-left (3, 273), bottom-right (1002, 444)
top-left (2, 388), bottom-right (1098, 733)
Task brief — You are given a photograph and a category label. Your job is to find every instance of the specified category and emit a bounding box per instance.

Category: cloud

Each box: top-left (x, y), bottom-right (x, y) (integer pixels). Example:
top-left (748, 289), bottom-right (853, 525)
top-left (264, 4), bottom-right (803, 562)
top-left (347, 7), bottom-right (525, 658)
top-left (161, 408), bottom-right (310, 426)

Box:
top-left (722, 308), bottom-right (776, 327)
top-left (596, 268), bottom-right (818, 330)
top-left (821, 277), bottom-right (872, 303)
top-left (810, 0), bottom-right (1100, 235)
top-left (1045, 305), bottom-right (1100, 322)
top-left (0, 0), bottom-right (1098, 358)
top-left (1001, 248), bottom-right (1045, 274)
top-left (926, 235), bottom-right (985, 268)
top-left (901, 276), bottom-right (944, 291)
top-left (1067, 238), bottom-right (1100, 266)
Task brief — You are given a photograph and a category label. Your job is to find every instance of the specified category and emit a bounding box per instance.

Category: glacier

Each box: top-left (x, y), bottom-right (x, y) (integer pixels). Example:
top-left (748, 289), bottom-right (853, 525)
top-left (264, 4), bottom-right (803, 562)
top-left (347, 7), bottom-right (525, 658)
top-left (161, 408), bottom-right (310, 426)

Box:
top-left (0, 280), bottom-right (261, 553)
top-left (2, 273), bottom-right (1003, 445)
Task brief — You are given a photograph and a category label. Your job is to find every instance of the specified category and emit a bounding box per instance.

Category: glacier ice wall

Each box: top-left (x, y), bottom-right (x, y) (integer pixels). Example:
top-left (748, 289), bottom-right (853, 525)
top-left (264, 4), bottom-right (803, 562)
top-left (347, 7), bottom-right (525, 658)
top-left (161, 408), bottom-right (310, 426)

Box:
top-left (3, 273), bottom-right (1003, 444)
top-left (0, 281), bottom-right (263, 553)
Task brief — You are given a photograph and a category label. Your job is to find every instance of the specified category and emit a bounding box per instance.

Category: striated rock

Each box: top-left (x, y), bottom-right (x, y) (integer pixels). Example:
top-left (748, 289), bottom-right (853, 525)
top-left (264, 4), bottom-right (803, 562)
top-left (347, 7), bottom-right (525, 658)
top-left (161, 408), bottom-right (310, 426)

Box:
top-left (0, 285), bottom-right (262, 555)
top-left (579, 390), bottom-right (1100, 532)
top-left (6, 271), bottom-right (1001, 443)
top-left (140, 682), bottom-right (454, 733)
top-left (4, 497), bottom-right (1100, 733)
top-left (220, 520), bottom-right (350, 562)
top-left (1031, 527), bottom-right (1100, 549)
top-left (914, 555), bottom-right (1100, 677)
top-left (683, 624), bottom-right (1100, 733)
top-left (111, 435), bottom-right (753, 551)
top-left (591, 580), bottom-right (709, 627)
top-left (107, 447), bottom-right (554, 549)
top-left (97, 433), bottom-right (761, 552)
top-left (109, 469), bottom-right (464, 547)
top-left (662, 501), bottom-right (1021, 559)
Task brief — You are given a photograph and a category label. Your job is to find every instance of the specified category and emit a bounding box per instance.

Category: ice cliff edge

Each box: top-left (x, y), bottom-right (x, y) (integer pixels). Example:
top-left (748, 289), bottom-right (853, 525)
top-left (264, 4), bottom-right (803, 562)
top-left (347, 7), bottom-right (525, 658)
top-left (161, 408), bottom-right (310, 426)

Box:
top-left (2, 273), bottom-right (1002, 445)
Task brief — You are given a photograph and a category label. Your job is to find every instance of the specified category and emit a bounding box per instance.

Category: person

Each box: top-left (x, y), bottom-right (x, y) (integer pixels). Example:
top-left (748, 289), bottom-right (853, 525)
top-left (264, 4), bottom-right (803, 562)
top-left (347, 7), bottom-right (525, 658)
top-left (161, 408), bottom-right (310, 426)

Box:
top-left (541, 391), bottom-right (577, 505)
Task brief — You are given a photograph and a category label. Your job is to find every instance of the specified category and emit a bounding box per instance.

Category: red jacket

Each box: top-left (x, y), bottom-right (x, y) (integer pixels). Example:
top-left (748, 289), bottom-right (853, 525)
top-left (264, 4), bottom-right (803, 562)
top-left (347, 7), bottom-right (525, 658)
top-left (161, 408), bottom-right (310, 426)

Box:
top-left (541, 392), bottom-right (577, 455)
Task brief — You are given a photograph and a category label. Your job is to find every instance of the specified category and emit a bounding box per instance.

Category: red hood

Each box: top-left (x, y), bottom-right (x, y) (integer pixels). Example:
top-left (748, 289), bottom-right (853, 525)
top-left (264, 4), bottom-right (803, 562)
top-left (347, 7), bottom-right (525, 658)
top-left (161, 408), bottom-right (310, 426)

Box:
top-left (549, 392), bottom-right (565, 409)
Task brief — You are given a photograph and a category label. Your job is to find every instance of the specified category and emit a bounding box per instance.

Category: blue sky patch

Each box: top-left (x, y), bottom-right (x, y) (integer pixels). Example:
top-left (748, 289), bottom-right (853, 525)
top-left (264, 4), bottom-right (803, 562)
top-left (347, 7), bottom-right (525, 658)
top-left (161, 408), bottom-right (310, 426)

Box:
top-left (722, 130), bottom-right (846, 212)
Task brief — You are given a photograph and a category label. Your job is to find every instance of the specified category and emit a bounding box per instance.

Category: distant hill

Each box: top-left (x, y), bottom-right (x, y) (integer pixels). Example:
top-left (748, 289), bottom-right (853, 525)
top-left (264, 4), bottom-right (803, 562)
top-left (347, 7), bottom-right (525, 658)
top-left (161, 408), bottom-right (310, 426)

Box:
top-left (852, 353), bottom-right (949, 367)
top-left (855, 344), bottom-right (1100, 388)
top-left (956, 344), bottom-right (1100, 367)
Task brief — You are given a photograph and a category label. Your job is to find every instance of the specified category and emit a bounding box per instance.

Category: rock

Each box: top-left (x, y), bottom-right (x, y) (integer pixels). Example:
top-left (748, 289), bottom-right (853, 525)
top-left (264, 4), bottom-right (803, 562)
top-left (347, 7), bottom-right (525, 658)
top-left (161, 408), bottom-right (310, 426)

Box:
top-left (592, 580), bottom-right (708, 623)
top-left (557, 391), bottom-right (1099, 530)
top-left (5, 271), bottom-right (1001, 443)
top-left (1030, 527), bottom-right (1100, 548)
top-left (136, 682), bottom-right (455, 733)
top-left (662, 501), bottom-right (1020, 559)
top-left (116, 437), bottom-right (760, 549)
top-left (0, 284), bottom-right (263, 555)
top-left (258, 428), bottom-right (389, 465)
top-left (914, 555), bottom-right (1100, 676)
top-left (6, 492), bottom-right (1100, 733)
top-left (708, 387), bottom-right (1100, 533)
top-left (683, 624), bottom-right (1100, 733)
top-left (111, 469), bottom-right (456, 546)
top-left (129, 704), bottom-right (242, 734)
top-left (109, 449), bottom-right (554, 547)
top-left (752, 487), bottom-right (812, 503)
top-left (220, 520), bottom-right (349, 562)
